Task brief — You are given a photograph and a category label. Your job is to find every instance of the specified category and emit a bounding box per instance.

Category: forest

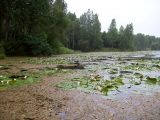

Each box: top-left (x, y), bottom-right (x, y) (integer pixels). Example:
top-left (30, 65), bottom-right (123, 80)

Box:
top-left (1, 0), bottom-right (160, 57)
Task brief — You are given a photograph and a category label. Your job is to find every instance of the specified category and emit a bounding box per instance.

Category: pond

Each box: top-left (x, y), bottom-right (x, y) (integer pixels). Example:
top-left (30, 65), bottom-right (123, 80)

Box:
top-left (56, 51), bottom-right (160, 98)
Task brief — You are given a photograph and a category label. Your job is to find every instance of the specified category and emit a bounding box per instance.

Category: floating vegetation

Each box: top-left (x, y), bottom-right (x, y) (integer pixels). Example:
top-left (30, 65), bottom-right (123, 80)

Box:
top-left (134, 73), bottom-right (143, 78)
top-left (0, 74), bottom-right (40, 90)
top-left (134, 81), bottom-right (141, 85)
top-left (108, 69), bottom-right (118, 74)
top-left (152, 64), bottom-right (160, 69)
top-left (123, 63), bottom-right (150, 71)
top-left (57, 81), bottom-right (78, 90)
top-left (63, 53), bottom-right (160, 95)
top-left (40, 67), bottom-right (70, 76)
top-left (1, 52), bottom-right (160, 96)
top-left (120, 70), bottom-right (133, 74)
top-left (27, 57), bottom-right (70, 65)
top-left (146, 76), bottom-right (158, 85)
top-left (0, 65), bottom-right (10, 70)
top-left (56, 76), bottom-right (124, 96)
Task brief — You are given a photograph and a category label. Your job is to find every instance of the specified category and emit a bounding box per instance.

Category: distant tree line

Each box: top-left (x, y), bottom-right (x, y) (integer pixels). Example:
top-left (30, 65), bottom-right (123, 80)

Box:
top-left (66, 11), bottom-right (160, 51)
top-left (0, 0), bottom-right (160, 56)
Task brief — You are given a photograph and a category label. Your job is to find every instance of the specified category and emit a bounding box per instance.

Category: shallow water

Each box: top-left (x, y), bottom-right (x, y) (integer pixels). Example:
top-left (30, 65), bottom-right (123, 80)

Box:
top-left (56, 51), bottom-right (160, 98)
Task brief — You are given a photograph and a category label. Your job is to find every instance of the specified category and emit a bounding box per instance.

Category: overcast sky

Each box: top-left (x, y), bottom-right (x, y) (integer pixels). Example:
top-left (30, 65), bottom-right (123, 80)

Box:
top-left (65, 0), bottom-right (160, 37)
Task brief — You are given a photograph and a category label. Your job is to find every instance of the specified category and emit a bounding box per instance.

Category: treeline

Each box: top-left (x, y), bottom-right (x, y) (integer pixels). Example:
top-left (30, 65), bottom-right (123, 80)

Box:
top-left (1, 0), bottom-right (68, 56)
top-left (66, 11), bottom-right (160, 51)
top-left (134, 33), bottom-right (160, 50)
top-left (0, 0), bottom-right (160, 56)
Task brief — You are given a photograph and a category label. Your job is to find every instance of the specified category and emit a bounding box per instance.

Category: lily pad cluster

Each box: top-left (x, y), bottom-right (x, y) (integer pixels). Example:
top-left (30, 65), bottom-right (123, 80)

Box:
top-left (57, 75), bottom-right (124, 95)
top-left (146, 76), bottom-right (160, 85)
top-left (0, 74), bottom-right (40, 89)
top-left (0, 65), bottom-right (10, 70)
top-left (27, 57), bottom-right (70, 65)
top-left (40, 67), bottom-right (70, 76)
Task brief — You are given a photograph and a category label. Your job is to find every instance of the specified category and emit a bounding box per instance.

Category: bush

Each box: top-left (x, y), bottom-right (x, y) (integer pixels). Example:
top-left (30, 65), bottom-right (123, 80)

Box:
top-left (5, 35), bottom-right (53, 56)
top-left (58, 46), bottom-right (74, 54)
top-left (51, 41), bottom-right (74, 54)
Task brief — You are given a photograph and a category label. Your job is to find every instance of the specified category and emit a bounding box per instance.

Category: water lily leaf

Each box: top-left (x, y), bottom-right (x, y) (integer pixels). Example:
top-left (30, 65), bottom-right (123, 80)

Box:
top-left (146, 77), bottom-right (157, 85)
top-left (109, 69), bottom-right (118, 74)
top-left (0, 65), bottom-right (10, 70)
top-left (57, 81), bottom-right (78, 90)
top-left (134, 73), bottom-right (143, 78)
top-left (152, 64), bottom-right (160, 69)
top-left (114, 78), bottom-right (124, 85)
top-left (134, 81), bottom-right (141, 85)
top-left (120, 71), bottom-right (133, 74)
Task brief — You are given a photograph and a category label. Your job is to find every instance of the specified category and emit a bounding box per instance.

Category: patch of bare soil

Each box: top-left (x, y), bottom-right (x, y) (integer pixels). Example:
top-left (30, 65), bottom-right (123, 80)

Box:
top-left (0, 57), bottom-right (160, 120)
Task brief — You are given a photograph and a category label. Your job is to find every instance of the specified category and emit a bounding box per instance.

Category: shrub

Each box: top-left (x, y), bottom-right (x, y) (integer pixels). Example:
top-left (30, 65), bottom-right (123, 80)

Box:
top-left (51, 41), bottom-right (74, 54)
top-left (5, 35), bottom-right (53, 56)
top-left (58, 46), bottom-right (74, 54)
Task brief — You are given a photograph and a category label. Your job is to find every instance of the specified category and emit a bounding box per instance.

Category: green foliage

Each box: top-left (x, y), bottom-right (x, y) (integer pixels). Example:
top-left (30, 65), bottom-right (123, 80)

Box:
top-left (51, 41), bottom-right (74, 54)
top-left (78, 9), bottom-right (102, 51)
top-left (133, 34), bottom-right (160, 50)
top-left (0, 0), bottom-right (69, 56)
top-left (151, 42), bottom-right (160, 50)
top-left (58, 47), bottom-right (74, 54)
top-left (0, 75), bottom-right (40, 90)
top-left (146, 77), bottom-right (158, 85)
top-left (5, 35), bottom-right (52, 56)
top-left (56, 76), bottom-right (124, 95)
top-left (102, 20), bottom-right (134, 51)
top-left (65, 12), bottom-right (81, 50)
top-left (107, 19), bottom-right (118, 48)
top-left (1, 0), bottom-right (160, 56)
top-left (57, 81), bottom-right (78, 90)
top-left (123, 24), bottom-right (134, 50)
